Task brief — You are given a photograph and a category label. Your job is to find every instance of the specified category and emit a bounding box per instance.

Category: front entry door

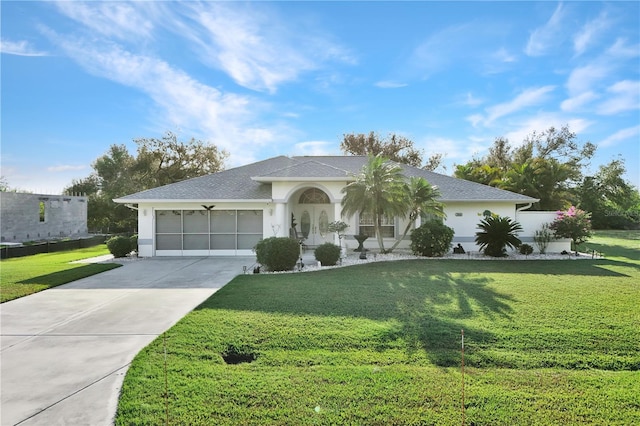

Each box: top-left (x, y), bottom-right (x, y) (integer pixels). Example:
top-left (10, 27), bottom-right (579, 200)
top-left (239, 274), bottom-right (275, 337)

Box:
top-left (297, 206), bottom-right (331, 246)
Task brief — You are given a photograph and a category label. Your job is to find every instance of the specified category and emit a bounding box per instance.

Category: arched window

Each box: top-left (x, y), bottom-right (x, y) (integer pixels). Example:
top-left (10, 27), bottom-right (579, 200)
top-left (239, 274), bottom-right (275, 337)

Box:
top-left (298, 188), bottom-right (330, 204)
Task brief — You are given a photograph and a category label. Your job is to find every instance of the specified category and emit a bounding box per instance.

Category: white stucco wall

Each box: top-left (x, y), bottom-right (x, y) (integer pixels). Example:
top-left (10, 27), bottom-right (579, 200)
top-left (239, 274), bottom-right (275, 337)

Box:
top-left (516, 211), bottom-right (571, 253)
top-left (132, 191), bottom-right (570, 256)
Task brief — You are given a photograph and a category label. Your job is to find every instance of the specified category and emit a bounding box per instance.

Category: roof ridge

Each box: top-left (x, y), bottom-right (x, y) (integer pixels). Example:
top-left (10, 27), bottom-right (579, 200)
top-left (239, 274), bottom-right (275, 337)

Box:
top-left (254, 158), bottom-right (352, 178)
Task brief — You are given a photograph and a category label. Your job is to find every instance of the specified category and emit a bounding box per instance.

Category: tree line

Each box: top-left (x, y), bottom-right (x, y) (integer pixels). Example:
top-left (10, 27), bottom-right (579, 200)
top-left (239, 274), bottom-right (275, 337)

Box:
top-left (342, 127), bottom-right (639, 229)
top-left (54, 126), bottom-right (638, 233)
top-left (63, 132), bottom-right (228, 232)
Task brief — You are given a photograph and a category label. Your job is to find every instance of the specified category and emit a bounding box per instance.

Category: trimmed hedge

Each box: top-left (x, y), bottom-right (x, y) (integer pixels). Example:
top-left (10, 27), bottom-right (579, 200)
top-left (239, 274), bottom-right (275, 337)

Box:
top-left (314, 243), bottom-right (341, 266)
top-left (106, 235), bottom-right (133, 258)
top-left (519, 243), bottom-right (534, 255)
top-left (254, 237), bottom-right (300, 272)
top-left (410, 220), bottom-right (454, 257)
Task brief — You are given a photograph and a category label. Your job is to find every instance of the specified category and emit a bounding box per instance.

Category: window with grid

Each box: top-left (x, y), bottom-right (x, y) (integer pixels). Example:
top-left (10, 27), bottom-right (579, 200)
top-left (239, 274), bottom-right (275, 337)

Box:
top-left (358, 212), bottom-right (395, 238)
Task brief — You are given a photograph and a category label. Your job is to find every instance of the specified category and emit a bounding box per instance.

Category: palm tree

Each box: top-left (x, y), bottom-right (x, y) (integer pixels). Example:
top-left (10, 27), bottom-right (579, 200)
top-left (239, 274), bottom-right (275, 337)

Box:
top-left (341, 155), bottom-right (407, 253)
top-left (475, 215), bottom-right (523, 257)
top-left (388, 176), bottom-right (444, 252)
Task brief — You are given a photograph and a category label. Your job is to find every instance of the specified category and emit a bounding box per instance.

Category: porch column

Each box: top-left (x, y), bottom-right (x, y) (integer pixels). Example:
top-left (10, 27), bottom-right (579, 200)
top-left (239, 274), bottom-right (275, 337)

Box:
top-left (334, 202), bottom-right (342, 245)
top-left (269, 202), bottom-right (286, 237)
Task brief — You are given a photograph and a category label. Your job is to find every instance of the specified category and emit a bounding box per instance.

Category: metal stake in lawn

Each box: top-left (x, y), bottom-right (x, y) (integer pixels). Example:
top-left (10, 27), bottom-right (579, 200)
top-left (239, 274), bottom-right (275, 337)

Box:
top-left (461, 329), bottom-right (465, 426)
top-left (164, 332), bottom-right (169, 426)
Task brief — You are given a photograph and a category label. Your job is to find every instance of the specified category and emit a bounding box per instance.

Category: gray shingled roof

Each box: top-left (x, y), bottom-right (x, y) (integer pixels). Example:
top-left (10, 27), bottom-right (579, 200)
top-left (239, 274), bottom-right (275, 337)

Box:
top-left (254, 159), bottom-right (353, 180)
top-left (114, 155), bottom-right (538, 203)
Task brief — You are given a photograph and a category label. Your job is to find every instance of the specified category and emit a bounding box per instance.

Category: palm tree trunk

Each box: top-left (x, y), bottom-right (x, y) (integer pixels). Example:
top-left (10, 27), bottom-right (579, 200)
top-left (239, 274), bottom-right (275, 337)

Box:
top-left (375, 214), bottom-right (386, 253)
top-left (388, 219), bottom-right (414, 252)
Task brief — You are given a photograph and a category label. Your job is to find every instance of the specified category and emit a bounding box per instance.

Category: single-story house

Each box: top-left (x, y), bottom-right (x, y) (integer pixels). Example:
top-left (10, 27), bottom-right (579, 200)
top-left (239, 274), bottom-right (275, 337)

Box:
top-left (114, 155), bottom-right (570, 257)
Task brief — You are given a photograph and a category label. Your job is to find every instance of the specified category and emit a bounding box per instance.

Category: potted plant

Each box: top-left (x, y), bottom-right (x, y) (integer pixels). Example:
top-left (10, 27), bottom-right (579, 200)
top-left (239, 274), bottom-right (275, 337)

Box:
top-left (328, 221), bottom-right (349, 258)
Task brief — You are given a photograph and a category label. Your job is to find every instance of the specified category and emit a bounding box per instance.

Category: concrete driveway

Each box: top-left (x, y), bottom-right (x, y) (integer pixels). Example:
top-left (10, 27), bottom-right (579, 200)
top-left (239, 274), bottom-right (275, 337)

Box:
top-left (1, 256), bottom-right (255, 426)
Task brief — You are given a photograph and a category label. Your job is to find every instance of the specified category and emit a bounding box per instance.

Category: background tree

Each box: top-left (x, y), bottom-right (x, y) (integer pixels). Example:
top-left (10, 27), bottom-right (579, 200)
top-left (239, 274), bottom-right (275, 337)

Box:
top-left (133, 132), bottom-right (227, 188)
top-left (341, 155), bottom-right (407, 253)
top-left (0, 176), bottom-right (11, 192)
top-left (341, 131), bottom-right (444, 171)
top-left (454, 125), bottom-right (595, 210)
top-left (64, 132), bottom-right (228, 233)
top-left (577, 158), bottom-right (640, 229)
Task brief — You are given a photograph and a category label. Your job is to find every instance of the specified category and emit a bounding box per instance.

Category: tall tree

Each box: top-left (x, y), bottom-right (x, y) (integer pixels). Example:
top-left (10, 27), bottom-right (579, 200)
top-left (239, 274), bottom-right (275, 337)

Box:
top-left (341, 155), bottom-right (407, 253)
top-left (341, 132), bottom-right (424, 168)
top-left (454, 125), bottom-right (595, 210)
top-left (64, 133), bottom-right (228, 233)
top-left (388, 176), bottom-right (444, 252)
top-left (133, 132), bottom-right (227, 188)
top-left (577, 159), bottom-right (640, 229)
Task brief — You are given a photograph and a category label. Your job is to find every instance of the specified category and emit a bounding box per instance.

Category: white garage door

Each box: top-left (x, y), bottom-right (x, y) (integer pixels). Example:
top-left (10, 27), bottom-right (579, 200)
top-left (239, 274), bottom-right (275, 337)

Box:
top-left (155, 209), bottom-right (263, 256)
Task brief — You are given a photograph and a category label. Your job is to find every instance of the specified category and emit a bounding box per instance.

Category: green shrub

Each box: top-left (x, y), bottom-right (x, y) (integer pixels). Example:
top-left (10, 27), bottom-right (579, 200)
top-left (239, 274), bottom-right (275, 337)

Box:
top-left (519, 243), bottom-right (534, 255)
top-left (410, 220), bottom-right (454, 257)
top-left (475, 215), bottom-right (523, 257)
top-left (106, 235), bottom-right (133, 258)
top-left (314, 243), bottom-right (341, 266)
top-left (254, 237), bottom-right (300, 272)
top-left (533, 223), bottom-right (553, 254)
top-left (129, 235), bottom-right (138, 254)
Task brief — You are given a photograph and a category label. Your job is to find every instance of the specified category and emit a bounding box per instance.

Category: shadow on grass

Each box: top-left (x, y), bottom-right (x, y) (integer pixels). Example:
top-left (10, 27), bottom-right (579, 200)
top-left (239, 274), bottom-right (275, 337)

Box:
top-left (16, 263), bottom-right (121, 287)
top-left (200, 261), bottom-right (522, 366)
top-left (199, 255), bottom-right (640, 366)
top-left (582, 241), bottom-right (640, 266)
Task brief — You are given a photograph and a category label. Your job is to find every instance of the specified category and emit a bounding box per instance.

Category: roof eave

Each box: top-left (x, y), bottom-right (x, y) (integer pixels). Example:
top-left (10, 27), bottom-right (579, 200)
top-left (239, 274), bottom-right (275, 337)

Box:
top-left (113, 198), bottom-right (273, 204)
top-left (442, 198), bottom-right (540, 203)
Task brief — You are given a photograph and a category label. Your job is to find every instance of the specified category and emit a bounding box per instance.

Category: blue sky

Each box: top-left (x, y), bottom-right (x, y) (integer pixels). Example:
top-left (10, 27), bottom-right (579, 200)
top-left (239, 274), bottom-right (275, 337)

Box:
top-left (2, 1), bottom-right (639, 194)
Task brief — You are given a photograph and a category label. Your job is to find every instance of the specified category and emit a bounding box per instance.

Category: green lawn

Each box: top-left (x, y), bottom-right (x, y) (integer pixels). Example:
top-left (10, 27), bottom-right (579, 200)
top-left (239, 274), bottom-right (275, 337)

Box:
top-left (117, 231), bottom-right (640, 425)
top-left (0, 245), bottom-right (121, 302)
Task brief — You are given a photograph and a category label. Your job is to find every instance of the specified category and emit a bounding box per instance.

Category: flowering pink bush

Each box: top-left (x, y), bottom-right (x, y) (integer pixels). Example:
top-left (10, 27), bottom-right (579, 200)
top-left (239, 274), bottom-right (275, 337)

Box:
top-left (549, 206), bottom-right (592, 254)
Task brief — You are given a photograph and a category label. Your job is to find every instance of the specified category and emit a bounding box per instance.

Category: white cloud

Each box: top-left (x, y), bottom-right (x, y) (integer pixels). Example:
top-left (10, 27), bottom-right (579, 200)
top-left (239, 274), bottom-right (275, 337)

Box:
top-left (43, 30), bottom-right (281, 162)
top-left (466, 114), bottom-right (484, 128)
top-left (291, 141), bottom-right (338, 156)
top-left (466, 93), bottom-right (483, 107)
top-left (410, 23), bottom-right (495, 78)
top-left (55, 2), bottom-right (155, 41)
top-left (47, 165), bottom-right (88, 172)
top-left (504, 114), bottom-right (592, 146)
top-left (421, 136), bottom-right (485, 164)
top-left (374, 81), bottom-right (408, 89)
top-left (493, 47), bottom-right (517, 63)
top-left (484, 86), bottom-right (556, 124)
top-left (0, 39), bottom-right (47, 56)
top-left (525, 3), bottom-right (566, 56)
top-left (607, 38), bottom-right (640, 58)
top-left (176, 3), bottom-right (354, 93)
top-left (599, 125), bottom-right (640, 148)
top-left (566, 62), bottom-right (611, 96)
top-left (561, 91), bottom-right (599, 112)
top-left (573, 11), bottom-right (611, 56)
top-left (597, 80), bottom-right (640, 115)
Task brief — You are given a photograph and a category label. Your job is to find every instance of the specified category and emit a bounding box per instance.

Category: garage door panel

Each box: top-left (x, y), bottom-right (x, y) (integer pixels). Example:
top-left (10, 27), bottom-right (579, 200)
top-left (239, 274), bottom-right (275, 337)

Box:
top-left (238, 210), bottom-right (263, 233)
top-left (210, 234), bottom-right (236, 250)
top-left (183, 234), bottom-right (209, 250)
top-left (183, 211), bottom-right (208, 233)
top-left (238, 234), bottom-right (261, 250)
top-left (157, 234), bottom-right (182, 250)
top-left (156, 210), bottom-right (263, 255)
